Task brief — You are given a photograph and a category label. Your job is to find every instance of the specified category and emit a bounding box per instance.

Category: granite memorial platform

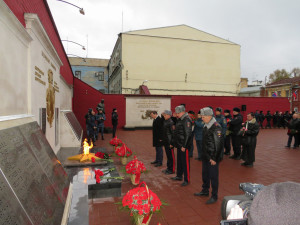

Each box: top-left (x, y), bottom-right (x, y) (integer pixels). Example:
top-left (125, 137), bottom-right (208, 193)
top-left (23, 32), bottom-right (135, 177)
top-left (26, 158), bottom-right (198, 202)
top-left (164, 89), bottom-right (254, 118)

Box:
top-left (0, 122), bottom-right (70, 225)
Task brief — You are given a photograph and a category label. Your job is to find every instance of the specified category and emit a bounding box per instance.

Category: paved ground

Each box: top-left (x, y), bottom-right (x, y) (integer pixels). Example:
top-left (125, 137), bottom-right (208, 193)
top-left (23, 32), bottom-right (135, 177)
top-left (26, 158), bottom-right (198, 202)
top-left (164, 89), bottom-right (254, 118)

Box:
top-left (89, 128), bottom-right (300, 225)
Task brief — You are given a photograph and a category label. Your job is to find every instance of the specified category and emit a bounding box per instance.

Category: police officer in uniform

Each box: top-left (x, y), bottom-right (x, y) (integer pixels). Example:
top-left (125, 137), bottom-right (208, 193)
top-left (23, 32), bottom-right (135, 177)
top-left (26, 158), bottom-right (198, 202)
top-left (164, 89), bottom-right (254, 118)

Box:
top-left (224, 109), bottom-right (232, 155)
top-left (85, 108), bottom-right (97, 145)
top-left (229, 107), bottom-right (243, 160)
top-left (162, 110), bottom-right (175, 174)
top-left (96, 107), bottom-right (106, 140)
top-left (215, 107), bottom-right (227, 138)
top-left (265, 111), bottom-right (273, 129)
top-left (171, 105), bottom-right (192, 187)
top-left (194, 107), bottom-right (224, 204)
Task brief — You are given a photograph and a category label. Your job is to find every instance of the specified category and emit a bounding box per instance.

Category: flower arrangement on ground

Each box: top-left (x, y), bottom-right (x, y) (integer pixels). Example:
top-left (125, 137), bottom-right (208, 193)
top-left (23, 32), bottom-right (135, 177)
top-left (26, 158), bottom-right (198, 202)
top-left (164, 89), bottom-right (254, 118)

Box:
top-left (116, 143), bottom-right (133, 165)
top-left (118, 182), bottom-right (166, 225)
top-left (126, 156), bottom-right (147, 185)
top-left (109, 136), bottom-right (122, 150)
top-left (94, 168), bottom-right (123, 184)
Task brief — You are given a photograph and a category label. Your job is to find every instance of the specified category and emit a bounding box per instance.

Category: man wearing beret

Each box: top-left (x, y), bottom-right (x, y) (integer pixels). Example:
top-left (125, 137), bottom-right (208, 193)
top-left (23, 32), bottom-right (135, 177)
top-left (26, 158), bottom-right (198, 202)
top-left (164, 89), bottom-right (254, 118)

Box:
top-left (171, 105), bottom-right (192, 186)
top-left (194, 107), bottom-right (224, 204)
top-left (162, 110), bottom-right (175, 174)
top-left (229, 107), bottom-right (243, 160)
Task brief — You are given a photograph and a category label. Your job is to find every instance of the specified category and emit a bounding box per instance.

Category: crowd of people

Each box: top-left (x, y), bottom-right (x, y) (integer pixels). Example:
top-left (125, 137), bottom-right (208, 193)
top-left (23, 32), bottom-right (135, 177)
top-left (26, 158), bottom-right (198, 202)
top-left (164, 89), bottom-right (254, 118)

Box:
top-left (150, 105), bottom-right (263, 204)
top-left (84, 99), bottom-right (119, 145)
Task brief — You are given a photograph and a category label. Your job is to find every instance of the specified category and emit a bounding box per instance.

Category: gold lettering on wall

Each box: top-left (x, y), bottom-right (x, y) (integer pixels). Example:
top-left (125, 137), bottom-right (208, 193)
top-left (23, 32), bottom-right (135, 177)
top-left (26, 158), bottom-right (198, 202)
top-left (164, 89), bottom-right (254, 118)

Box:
top-left (35, 77), bottom-right (46, 85)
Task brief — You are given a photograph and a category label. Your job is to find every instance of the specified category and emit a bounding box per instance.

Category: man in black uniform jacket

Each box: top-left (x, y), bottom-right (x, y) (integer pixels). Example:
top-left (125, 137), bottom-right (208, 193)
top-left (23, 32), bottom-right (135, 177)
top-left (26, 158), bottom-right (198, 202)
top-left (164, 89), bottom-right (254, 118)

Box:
top-left (265, 111), bottom-right (272, 129)
top-left (150, 111), bottom-right (164, 167)
top-left (171, 105), bottom-right (192, 186)
top-left (162, 110), bottom-right (175, 174)
top-left (194, 107), bottom-right (224, 204)
top-left (240, 112), bottom-right (260, 167)
top-left (229, 107), bottom-right (243, 160)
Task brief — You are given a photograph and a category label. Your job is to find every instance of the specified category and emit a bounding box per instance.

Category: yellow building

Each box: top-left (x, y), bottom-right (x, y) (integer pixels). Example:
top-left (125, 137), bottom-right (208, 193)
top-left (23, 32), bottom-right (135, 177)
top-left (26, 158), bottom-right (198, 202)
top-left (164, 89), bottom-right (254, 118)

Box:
top-left (108, 25), bottom-right (241, 95)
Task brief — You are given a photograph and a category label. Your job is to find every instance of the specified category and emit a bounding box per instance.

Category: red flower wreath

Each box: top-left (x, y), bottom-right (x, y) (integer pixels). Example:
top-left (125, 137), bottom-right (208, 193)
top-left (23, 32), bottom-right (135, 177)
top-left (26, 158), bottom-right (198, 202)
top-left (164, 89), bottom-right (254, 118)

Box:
top-left (122, 182), bottom-right (162, 216)
top-left (116, 144), bottom-right (132, 157)
top-left (109, 136), bottom-right (122, 147)
top-left (126, 156), bottom-right (146, 183)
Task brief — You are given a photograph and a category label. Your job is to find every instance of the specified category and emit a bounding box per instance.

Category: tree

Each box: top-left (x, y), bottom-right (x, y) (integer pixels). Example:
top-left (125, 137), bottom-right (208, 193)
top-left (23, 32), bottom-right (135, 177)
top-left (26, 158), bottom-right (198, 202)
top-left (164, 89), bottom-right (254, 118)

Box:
top-left (268, 69), bottom-right (291, 84)
top-left (291, 67), bottom-right (300, 77)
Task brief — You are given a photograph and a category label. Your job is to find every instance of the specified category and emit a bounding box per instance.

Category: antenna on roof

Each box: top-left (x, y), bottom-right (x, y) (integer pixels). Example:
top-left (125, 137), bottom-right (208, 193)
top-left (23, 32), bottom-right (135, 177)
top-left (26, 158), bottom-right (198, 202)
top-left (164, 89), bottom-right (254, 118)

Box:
top-left (122, 11), bottom-right (123, 32)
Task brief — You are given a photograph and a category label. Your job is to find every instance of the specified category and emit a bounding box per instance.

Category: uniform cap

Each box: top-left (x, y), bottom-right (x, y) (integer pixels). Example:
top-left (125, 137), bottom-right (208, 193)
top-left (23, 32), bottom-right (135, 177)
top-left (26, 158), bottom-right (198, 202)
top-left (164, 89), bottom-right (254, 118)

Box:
top-left (175, 105), bottom-right (185, 113)
top-left (200, 107), bottom-right (213, 116)
top-left (163, 110), bottom-right (172, 116)
top-left (224, 109), bottom-right (230, 113)
top-left (216, 107), bottom-right (222, 112)
top-left (233, 107), bottom-right (240, 112)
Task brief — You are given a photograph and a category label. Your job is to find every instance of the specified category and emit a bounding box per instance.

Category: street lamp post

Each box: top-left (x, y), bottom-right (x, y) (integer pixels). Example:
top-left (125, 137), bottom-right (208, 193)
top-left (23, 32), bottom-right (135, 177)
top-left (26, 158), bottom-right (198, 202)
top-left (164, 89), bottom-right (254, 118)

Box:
top-left (56, 0), bottom-right (85, 15)
top-left (67, 54), bottom-right (86, 62)
top-left (61, 40), bottom-right (85, 50)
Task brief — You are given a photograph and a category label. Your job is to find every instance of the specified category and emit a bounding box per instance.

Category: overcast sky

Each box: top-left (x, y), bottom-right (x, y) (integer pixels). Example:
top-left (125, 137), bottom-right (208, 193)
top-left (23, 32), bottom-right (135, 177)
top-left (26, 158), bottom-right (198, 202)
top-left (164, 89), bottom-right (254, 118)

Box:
top-left (48, 0), bottom-right (300, 83)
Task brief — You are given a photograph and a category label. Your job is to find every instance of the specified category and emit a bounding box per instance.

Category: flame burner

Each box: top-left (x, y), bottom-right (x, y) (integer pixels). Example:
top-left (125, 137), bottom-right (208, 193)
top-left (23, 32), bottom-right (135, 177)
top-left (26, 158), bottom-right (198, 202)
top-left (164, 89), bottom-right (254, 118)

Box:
top-left (67, 139), bottom-right (101, 162)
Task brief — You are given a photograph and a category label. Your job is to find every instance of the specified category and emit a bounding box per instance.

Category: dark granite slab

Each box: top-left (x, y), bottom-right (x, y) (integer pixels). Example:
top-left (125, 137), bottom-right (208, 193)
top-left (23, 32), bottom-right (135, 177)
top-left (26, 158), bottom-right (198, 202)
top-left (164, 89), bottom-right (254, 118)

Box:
top-left (0, 122), bottom-right (70, 225)
top-left (0, 170), bottom-right (32, 225)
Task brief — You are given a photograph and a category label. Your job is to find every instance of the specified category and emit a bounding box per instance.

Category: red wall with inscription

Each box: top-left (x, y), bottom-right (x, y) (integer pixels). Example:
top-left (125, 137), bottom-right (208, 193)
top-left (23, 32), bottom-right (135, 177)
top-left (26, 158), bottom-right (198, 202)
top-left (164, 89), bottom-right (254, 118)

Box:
top-left (4, 0), bottom-right (73, 85)
top-left (73, 78), bottom-right (290, 133)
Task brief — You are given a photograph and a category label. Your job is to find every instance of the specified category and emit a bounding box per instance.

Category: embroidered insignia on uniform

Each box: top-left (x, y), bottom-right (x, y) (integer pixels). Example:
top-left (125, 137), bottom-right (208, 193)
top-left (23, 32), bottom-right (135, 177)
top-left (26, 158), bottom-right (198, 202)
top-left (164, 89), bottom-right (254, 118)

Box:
top-left (187, 122), bottom-right (191, 127)
top-left (217, 130), bottom-right (222, 138)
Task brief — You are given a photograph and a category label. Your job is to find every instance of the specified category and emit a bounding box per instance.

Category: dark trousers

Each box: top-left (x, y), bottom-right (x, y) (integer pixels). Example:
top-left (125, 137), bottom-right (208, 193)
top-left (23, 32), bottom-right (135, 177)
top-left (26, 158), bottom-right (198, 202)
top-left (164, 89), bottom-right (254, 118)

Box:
top-left (96, 125), bottom-right (104, 139)
top-left (188, 132), bottom-right (195, 157)
top-left (265, 120), bottom-right (272, 128)
top-left (87, 128), bottom-right (95, 143)
top-left (176, 148), bottom-right (190, 182)
top-left (224, 135), bottom-right (231, 154)
top-left (164, 145), bottom-right (175, 172)
top-left (231, 135), bottom-right (241, 156)
top-left (155, 146), bottom-right (163, 164)
top-left (196, 140), bottom-right (202, 159)
top-left (259, 121), bottom-right (264, 129)
top-left (287, 134), bottom-right (298, 147)
top-left (112, 124), bottom-right (117, 138)
top-left (202, 160), bottom-right (219, 199)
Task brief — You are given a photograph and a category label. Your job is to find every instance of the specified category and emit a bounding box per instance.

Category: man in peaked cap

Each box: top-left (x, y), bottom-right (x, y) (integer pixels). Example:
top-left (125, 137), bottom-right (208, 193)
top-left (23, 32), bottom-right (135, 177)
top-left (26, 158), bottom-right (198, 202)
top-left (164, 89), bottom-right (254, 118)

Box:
top-left (228, 107), bottom-right (243, 160)
top-left (161, 110), bottom-right (175, 174)
top-left (171, 105), bottom-right (192, 187)
top-left (194, 107), bottom-right (224, 204)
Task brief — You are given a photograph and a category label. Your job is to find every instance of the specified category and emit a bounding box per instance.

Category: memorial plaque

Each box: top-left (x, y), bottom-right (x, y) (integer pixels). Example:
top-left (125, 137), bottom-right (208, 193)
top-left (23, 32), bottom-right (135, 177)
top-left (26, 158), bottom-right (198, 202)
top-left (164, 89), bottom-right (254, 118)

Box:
top-left (19, 122), bottom-right (69, 203)
top-left (0, 122), bottom-right (69, 224)
top-left (0, 170), bottom-right (32, 225)
top-left (39, 108), bottom-right (46, 134)
top-left (65, 112), bottom-right (83, 140)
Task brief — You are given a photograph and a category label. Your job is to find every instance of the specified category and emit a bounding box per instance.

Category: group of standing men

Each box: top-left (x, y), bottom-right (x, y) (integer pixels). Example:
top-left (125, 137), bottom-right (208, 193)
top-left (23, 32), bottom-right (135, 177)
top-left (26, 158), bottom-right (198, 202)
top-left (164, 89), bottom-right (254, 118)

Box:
top-left (150, 105), bottom-right (261, 204)
top-left (85, 99), bottom-right (119, 144)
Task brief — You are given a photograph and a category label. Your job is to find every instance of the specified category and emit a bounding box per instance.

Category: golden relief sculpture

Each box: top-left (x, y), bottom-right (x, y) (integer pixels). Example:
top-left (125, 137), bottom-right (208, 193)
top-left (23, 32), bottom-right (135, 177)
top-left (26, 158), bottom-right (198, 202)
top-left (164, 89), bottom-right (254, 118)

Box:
top-left (46, 69), bottom-right (55, 127)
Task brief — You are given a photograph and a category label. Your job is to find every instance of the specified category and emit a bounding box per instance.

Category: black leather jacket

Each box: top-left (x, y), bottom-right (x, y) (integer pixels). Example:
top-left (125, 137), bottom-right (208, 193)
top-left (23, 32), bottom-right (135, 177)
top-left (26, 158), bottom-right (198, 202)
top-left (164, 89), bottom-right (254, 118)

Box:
top-left (163, 118), bottom-right (174, 146)
top-left (173, 113), bottom-right (192, 149)
top-left (229, 113), bottom-right (243, 135)
top-left (202, 121), bottom-right (224, 162)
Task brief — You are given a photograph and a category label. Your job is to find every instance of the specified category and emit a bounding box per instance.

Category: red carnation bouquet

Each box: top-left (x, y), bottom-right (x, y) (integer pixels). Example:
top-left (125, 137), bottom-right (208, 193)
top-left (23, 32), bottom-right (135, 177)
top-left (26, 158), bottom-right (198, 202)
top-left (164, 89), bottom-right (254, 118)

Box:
top-left (188, 113), bottom-right (197, 125)
top-left (95, 152), bottom-right (111, 159)
top-left (126, 156), bottom-right (147, 185)
top-left (116, 143), bottom-right (133, 165)
top-left (109, 136), bottom-right (122, 147)
top-left (116, 143), bottom-right (132, 157)
top-left (119, 182), bottom-right (166, 225)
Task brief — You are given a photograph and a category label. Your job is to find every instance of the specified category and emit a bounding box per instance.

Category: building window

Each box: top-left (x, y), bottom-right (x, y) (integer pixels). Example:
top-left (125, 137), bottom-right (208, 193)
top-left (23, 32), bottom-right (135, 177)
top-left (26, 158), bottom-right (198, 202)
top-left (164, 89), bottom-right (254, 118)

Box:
top-left (277, 91), bottom-right (281, 97)
top-left (75, 71), bottom-right (81, 79)
top-left (95, 71), bottom-right (104, 81)
top-left (285, 90), bottom-right (290, 97)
